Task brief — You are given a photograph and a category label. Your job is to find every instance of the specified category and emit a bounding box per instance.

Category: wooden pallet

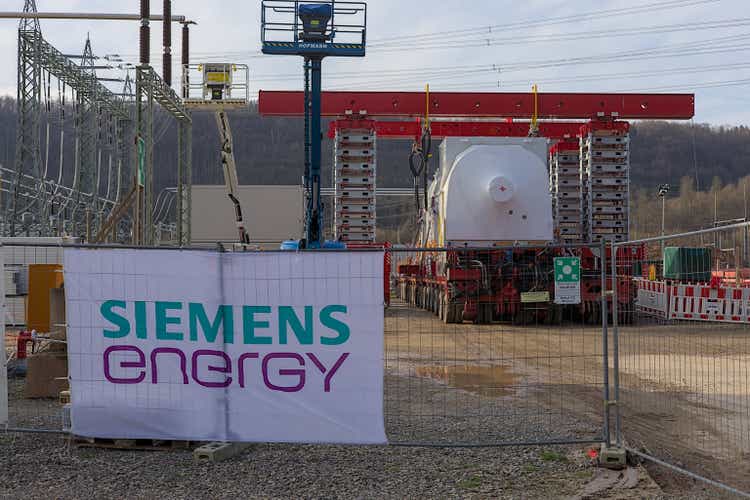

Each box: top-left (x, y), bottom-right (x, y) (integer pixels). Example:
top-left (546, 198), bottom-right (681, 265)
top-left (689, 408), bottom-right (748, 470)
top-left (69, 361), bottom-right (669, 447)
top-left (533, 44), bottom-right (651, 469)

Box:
top-left (71, 436), bottom-right (200, 451)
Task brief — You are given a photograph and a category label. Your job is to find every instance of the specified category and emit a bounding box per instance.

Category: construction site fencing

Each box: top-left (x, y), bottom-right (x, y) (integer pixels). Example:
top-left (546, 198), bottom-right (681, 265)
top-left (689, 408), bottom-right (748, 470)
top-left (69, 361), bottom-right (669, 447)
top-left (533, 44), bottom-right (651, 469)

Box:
top-left (611, 222), bottom-right (750, 497)
top-left (3, 241), bottom-right (612, 449)
top-left (386, 244), bottom-right (610, 446)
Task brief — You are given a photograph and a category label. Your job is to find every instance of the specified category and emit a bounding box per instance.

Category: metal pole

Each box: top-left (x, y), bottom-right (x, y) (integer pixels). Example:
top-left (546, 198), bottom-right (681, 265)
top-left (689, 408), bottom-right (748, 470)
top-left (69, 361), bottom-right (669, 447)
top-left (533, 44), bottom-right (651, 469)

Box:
top-left (744, 179), bottom-right (748, 267)
top-left (176, 120), bottom-right (183, 244)
top-left (140, 0), bottom-right (150, 66)
top-left (610, 240), bottom-right (622, 446)
top-left (661, 194), bottom-right (665, 258)
top-left (181, 23), bottom-right (189, 99)
top-left (600, 240), bottom-right (611, 446)
top-left (0, 12), bottom-right (187, 22)
top-left (308, 57), bottom-right (323, 246)
top-left (162, 0), bottom-right (171, 86)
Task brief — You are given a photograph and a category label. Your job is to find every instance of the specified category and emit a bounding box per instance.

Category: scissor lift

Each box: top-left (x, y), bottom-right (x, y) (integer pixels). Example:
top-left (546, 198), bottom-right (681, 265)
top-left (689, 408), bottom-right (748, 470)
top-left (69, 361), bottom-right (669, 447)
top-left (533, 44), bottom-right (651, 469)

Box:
top-left (182, 63), bottom-right (251, 245)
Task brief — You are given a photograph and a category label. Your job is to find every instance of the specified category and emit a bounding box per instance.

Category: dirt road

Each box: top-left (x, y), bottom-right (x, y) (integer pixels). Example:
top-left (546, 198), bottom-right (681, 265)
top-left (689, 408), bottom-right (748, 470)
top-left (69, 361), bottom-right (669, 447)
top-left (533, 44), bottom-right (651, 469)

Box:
top-left (385, 300), bottom-right (750, 494)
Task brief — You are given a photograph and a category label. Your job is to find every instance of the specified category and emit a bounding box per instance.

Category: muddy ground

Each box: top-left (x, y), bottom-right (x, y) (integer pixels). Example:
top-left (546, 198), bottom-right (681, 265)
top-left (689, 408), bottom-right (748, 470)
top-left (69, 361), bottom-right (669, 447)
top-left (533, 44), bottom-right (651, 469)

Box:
top-left (384, 300), bottom-right (750, 496)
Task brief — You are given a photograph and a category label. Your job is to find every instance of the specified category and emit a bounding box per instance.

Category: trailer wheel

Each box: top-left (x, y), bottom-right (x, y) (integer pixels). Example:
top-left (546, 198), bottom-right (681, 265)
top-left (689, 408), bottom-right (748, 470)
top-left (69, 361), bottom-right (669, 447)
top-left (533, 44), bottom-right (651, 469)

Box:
top-left (478, 304), bottom-right (493, 324)
top-left (443, 297), bottom-right (456, 325)
top-left (554, 304), bottom-right (564, 324)
top-left (444, 299), bottom-right (458, 324)
top-left (545, 304), bottom-right (563, 325)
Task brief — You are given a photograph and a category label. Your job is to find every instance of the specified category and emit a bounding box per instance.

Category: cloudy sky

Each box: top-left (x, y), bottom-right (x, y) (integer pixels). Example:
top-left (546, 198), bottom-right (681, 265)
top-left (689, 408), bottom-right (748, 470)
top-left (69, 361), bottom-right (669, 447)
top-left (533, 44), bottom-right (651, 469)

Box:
top-left (1, 0), bottom-right (749, 125)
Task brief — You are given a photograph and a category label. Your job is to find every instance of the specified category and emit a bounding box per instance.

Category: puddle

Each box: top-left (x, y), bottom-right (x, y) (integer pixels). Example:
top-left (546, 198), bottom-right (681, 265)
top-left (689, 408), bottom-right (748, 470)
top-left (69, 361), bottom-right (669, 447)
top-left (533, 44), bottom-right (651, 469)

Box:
top-left (415, 364), bottom-right (519, 397)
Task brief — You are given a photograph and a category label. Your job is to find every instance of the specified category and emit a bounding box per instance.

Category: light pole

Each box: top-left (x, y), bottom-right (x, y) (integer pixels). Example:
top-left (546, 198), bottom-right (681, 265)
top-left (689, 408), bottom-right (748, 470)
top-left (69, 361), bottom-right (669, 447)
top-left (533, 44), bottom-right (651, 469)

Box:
top-left (658, 184), bottom-right (670, 258)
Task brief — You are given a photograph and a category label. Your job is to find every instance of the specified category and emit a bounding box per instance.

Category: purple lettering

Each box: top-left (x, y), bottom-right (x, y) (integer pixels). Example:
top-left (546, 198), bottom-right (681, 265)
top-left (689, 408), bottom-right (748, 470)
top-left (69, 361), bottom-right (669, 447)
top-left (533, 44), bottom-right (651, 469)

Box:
top-left (150, 347), bottom-right (188, 384)
top-left (191, 350), bottom-right (232, 388)
top-left (103, 345), bottom-right (146, 384)
top-left (306, 353), bottom-right (349, 392)
top-left (262, 353), bottom-right (305, 392)
top-left (237, 352), bottom-right (260, 388)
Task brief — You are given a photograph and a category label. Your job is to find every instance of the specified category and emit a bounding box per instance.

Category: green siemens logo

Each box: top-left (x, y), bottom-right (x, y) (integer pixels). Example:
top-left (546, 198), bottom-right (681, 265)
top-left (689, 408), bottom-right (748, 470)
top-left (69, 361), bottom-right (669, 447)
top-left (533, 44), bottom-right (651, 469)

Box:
top-left (100, 301), bottom-right (351, 346)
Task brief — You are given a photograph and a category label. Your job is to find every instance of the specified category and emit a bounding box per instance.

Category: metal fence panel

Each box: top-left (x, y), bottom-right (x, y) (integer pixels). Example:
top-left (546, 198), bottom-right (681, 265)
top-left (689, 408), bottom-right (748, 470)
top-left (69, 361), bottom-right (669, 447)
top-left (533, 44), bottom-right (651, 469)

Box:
top-left (385, 245), bottom-right (609, 446)
top-left (4, 242), bottom-right (612, 449)
top-left (612, 222), bottom-right (750, 496)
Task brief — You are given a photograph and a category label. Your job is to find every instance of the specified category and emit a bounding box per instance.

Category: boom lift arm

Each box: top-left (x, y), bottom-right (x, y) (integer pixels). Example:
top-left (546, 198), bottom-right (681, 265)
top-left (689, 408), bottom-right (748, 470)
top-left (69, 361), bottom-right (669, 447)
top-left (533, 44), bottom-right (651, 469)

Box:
top-left (215, 110), bottom-right (250, 245)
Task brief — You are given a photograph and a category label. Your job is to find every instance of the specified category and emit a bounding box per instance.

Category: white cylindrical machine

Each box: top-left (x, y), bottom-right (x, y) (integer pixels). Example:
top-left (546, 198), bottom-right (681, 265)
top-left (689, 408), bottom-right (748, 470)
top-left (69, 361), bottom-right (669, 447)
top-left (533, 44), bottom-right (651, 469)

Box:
top-left (420, 137), bottom-right (553, 247)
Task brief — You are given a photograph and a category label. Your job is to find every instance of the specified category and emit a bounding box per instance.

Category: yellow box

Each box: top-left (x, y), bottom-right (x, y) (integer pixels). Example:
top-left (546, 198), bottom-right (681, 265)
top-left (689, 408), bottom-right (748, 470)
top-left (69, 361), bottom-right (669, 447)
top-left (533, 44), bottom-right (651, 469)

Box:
top-left (27, 264), bottom-right (64, 333)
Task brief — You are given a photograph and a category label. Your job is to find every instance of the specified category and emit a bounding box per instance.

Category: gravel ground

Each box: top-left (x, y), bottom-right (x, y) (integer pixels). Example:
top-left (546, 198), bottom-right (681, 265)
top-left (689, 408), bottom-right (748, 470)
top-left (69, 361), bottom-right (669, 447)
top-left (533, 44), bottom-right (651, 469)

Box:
top-left (1, 375), bottom-right (712, 500)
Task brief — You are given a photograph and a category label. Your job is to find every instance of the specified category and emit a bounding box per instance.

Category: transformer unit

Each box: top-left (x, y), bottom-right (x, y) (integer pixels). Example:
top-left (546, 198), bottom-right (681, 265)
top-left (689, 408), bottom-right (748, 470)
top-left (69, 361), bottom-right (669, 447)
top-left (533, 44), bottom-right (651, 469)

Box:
top-left (417, 137), bottom-right (553, 247)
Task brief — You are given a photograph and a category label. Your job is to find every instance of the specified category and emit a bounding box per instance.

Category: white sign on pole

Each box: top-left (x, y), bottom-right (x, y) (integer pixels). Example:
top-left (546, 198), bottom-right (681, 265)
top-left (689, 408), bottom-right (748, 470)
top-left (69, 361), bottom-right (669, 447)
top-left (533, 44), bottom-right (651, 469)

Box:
top-left (554, 257), bottom-right (581, 305)
top-left (64, 249), bottom-right (386, 444)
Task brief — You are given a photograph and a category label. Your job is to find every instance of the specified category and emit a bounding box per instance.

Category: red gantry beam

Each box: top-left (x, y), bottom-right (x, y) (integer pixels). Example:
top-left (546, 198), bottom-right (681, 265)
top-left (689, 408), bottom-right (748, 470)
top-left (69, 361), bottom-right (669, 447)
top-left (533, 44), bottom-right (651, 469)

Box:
top-left (260, 90), bottom-right (695, 120)
top-left (327, 119), bottom-right (586, 140)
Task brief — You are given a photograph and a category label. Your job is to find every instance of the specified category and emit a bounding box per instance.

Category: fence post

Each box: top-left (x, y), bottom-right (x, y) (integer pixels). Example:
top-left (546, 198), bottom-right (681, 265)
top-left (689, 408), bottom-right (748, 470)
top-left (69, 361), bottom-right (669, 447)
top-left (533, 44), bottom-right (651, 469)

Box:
top-left (610, 241), bottom-right (622, 447)
top-left (600, 240), bottom-right (610, 447)
top-left (0, 244), bottom-right (7, 427)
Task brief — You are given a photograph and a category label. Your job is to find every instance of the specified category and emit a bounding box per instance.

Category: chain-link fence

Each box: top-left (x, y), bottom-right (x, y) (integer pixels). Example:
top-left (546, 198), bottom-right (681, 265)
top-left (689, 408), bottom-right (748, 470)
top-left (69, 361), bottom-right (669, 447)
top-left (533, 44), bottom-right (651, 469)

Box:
top-left (612, 222), bottom-right (750, 496)
top-left (3, 241), bottom-right (616, 449)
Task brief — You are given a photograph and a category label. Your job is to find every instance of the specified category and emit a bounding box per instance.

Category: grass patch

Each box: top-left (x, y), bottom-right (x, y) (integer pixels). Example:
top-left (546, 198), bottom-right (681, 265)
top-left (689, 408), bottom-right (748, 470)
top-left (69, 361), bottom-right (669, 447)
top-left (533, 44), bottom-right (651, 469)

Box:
top-left (78, 449), bottom-right (97, 459)
top-left (523, 464), bottom-right (539, 473)
top-left (575, 469), bottom-right (593, 480)
top-left (458, 475), bottom-right (482, 490)
top-left (540, 450), bottom-right (568, 463)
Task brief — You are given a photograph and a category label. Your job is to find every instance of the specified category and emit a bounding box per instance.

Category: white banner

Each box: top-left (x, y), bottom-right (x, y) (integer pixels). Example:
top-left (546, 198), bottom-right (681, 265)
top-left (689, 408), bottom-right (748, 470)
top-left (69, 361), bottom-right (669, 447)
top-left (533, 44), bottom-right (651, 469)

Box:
top-left (64, 249), bottom-right (386, 444)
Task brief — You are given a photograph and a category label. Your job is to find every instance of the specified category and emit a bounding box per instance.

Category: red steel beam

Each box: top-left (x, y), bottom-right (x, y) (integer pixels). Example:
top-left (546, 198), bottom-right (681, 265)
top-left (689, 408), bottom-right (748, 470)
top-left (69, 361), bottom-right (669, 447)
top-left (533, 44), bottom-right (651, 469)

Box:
top-left (327, 119), bottom-right (586, 140)
top-left (260, 90), bottom-right (695, 120)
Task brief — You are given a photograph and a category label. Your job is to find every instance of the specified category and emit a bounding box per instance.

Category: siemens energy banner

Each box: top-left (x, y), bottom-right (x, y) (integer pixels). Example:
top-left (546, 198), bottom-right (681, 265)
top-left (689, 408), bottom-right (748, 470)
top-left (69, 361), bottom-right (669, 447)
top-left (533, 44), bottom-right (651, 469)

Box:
top-left (63, 249), bottom-right (386, 444)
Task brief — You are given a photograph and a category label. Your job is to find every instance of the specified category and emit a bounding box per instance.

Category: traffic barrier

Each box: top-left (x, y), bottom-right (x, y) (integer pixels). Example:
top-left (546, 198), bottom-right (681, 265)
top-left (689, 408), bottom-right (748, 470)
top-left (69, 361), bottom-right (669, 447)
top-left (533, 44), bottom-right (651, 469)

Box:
top-left (634, 278), bottom-right (668, 318)
top-left (668, 283), bottom-right (750, 323)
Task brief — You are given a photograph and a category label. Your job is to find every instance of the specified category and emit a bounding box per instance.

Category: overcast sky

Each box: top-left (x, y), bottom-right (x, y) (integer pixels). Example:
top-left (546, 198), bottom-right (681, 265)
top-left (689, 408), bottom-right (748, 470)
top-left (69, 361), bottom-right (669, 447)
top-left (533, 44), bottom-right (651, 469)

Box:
top-left (1, 0), bottom-right (749, 125)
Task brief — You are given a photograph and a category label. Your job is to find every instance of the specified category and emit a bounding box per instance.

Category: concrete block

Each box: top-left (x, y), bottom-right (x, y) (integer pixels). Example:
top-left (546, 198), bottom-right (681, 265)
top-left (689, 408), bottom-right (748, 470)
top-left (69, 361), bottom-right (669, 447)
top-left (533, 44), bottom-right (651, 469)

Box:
top-left (193, 442), bottom-right (253, 462)
top-left (599, 444), bottom-right (627, 470)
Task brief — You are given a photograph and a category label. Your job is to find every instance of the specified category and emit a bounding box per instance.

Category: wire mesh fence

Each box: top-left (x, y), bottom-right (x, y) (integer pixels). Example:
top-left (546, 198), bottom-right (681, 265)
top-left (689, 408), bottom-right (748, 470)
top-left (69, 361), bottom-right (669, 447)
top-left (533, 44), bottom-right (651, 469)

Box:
top-left (2, 240), bottom-right (68, 433)
top-left (3, 241), bottom-right (614, 449)
top-left (385, 245), bottom-right (610, 446)
top-left (612, 222), bottom-right (750, 496)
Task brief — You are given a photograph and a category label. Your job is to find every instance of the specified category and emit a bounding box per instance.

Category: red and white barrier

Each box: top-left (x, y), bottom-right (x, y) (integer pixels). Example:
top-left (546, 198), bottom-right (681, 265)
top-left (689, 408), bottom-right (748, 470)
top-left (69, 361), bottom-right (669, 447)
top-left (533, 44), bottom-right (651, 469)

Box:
top-left (668, 284), bottom-right (750, 324)
top-left (634, 278), bottom-right (668, 318)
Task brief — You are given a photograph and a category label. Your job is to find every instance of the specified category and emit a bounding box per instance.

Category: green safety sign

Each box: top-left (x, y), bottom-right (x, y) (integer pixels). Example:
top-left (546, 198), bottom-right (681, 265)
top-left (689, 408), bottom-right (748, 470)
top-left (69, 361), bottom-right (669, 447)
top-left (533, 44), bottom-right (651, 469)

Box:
top-left (554, 257), bottom-right (581, 304)
top-left (555, 257), bottom-right (580, 283)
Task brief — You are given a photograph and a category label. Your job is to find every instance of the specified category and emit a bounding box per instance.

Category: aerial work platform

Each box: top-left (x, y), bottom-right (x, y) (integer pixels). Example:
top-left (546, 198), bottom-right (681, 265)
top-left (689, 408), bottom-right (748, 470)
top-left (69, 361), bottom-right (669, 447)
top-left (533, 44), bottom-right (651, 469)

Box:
top-left (182, 63), bottom-right (249, 111)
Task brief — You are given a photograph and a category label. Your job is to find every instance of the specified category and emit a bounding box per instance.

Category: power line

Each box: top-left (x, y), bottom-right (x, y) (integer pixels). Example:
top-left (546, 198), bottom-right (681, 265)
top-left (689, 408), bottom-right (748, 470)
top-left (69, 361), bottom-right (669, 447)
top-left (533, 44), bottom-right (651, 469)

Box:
top-left (368, 0), bottom-right (719, 46)
top-left (622, 77), bottom-right (750, 92)
top-left (247, 30), bottom-right (750, 85)
top-left (418, 63), bottom-right (750, 91)
top-left (371, 18), bottom-right (750, 52)
top-left (116, 1), bottom-right (724, 64)
top-left (324, 40), bottom-right (750, 90)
